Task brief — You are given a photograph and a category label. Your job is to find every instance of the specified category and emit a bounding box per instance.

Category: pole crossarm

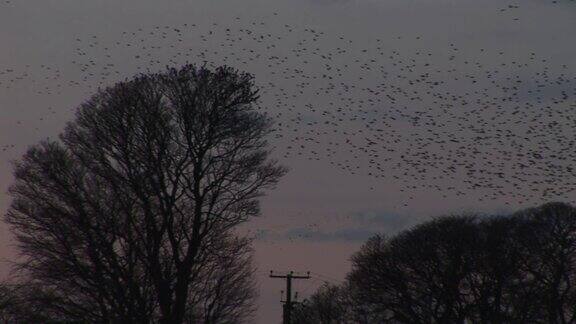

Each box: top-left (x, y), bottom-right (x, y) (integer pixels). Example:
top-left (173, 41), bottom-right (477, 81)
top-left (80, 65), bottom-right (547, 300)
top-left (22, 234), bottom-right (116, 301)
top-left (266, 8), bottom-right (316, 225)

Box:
top-left (269, 270), bottom-right (311, 324)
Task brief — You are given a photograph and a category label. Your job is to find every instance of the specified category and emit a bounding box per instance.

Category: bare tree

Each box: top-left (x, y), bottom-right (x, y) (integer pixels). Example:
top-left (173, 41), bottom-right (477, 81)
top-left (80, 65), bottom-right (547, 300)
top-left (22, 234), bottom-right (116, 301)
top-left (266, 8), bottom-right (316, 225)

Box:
top-left (344, 202), bottom-right (576, 324)
top-left (184, 235), bottom-right (257, 324)
top-left (291, 283), bottom-right (352, 324)
top-left (0, 282), bottom-right (71, 323)
top-left (348, 216), bottom-right (481, 323)
top-left (464, 215), bottom-right (529, 323)
top-left (0, 284), bottom-right (21, 322)
top-left (511, 202), bottom-right (576, 324)
top-left (5, 64), bottom-right (286, 323)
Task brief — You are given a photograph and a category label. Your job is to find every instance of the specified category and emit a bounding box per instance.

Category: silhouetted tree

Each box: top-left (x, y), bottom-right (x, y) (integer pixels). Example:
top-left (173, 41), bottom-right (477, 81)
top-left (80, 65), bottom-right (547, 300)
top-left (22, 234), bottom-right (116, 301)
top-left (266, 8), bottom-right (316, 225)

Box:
top-left (464, 215), bottom-right (529, 323)
top-left (5, 64), bottom-right (286, 323)
top-left (0, 282), bottom-right (70, 323)
top-left (184, 235), bottom-right (257, 324)
top-left (349, 216), bottom-right (481, 323)
top-left (0, 284), bottom-right (20, 322)
top-left (301, 202), bottom-right (576, 324)
top-left (291, 283), bottom-right (352, 324)
top-left (511, 202), bottom-right (576, 323)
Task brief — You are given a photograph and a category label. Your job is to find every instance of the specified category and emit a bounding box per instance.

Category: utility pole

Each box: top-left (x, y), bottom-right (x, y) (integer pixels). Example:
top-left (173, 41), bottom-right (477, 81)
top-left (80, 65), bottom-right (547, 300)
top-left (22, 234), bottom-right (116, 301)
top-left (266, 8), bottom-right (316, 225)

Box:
top-left (270, 270), bottom-right (310, 324)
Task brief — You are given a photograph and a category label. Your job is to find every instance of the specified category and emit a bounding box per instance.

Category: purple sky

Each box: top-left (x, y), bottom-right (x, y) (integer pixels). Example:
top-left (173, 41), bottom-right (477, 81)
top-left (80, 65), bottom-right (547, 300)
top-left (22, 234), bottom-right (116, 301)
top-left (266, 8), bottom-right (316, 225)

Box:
top-left (1, 0), bottom-right (576, 322)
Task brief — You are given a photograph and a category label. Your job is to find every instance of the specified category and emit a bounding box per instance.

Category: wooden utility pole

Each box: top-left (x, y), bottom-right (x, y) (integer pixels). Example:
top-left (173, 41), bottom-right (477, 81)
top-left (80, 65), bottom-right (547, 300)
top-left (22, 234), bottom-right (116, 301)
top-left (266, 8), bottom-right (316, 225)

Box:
top-left (270, 270), bottom-right (310, 324)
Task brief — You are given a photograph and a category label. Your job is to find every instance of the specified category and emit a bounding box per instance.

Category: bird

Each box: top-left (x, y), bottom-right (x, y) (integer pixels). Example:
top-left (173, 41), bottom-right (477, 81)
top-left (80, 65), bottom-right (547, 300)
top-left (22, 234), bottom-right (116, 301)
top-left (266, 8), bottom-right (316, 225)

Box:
top-left (1, 9), bottom-right (575, 217)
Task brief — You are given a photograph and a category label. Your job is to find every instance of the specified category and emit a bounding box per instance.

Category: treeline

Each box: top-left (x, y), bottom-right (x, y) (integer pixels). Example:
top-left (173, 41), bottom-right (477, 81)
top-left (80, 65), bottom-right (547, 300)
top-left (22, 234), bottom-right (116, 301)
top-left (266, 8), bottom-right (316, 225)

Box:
top-left (295, 202), bottom-right (576, 324)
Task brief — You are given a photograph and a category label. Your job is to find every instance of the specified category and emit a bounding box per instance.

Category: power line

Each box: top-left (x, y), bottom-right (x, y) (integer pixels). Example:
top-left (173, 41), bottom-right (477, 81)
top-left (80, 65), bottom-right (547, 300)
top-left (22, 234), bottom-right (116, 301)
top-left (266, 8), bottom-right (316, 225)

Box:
top-left (309, 271), bottom-right (342, 284)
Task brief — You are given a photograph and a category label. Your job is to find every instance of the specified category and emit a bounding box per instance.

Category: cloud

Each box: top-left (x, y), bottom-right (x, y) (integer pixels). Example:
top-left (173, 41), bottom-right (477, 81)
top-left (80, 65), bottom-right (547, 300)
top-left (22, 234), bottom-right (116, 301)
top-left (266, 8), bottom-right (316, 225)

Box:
top-left (308, 0), bottom-right (356, 4)
top-left (285, 227), bottom-right (378, 242)
top-left (348, 210), bottom-right (416, 233)
top-left (254, 210), bottom-right (416, 243)
top-left (257, 207), bottom-right (519, 243)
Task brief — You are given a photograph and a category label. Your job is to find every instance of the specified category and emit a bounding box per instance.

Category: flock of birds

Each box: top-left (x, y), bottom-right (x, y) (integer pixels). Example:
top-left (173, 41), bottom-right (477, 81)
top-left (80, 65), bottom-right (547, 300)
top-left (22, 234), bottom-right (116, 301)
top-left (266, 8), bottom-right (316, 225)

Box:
top-left (1, 9), bottom-right (576, 213)
top-left (1, 4), bottom-right (575, 320)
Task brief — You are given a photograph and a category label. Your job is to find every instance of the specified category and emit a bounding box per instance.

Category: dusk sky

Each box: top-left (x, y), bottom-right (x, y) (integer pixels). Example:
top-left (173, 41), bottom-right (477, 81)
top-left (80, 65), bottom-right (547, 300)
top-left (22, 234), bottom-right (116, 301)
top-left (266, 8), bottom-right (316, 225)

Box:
top-left (1, 0), bottom-right (575, 322)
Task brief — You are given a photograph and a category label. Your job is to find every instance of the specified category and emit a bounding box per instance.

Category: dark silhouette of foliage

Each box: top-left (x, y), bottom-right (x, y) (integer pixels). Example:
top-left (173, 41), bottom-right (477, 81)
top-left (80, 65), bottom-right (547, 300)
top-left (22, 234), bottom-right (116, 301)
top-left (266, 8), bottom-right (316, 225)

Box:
top-left (297, 202), bottom-right (576, 324)
top-left (509, 202), bottom-right (576, 323)
top-left (349, 216), bottom-right (481, 323)
top-left (291, 283), bottom-right (351, 324)
top-left (0, 282), bottom-right (76, 323)
top-left (183, 236), bottom-right (258, 324)
top-left (4, 64), bottom-right (286, 323)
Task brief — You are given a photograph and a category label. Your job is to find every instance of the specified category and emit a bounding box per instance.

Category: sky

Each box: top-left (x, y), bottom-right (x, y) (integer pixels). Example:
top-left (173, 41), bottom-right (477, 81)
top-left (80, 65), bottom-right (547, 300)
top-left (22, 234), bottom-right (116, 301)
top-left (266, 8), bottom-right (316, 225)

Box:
top-left (1, 0), bottom-right (575, 322)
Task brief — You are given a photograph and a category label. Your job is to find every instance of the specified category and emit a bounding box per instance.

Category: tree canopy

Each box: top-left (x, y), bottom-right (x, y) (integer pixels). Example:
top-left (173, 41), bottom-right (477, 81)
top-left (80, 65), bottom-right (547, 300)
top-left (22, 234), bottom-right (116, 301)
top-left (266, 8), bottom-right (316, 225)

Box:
top-left (296, 202), bottom-right (576, 324)
top-left (3, 64), bottom-right (286, 323)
